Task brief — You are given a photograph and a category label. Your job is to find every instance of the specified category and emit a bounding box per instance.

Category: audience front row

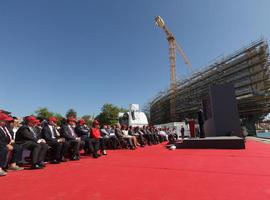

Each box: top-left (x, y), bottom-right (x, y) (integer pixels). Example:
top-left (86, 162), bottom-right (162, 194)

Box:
top-left (0, 112), bottom-right (172, 176)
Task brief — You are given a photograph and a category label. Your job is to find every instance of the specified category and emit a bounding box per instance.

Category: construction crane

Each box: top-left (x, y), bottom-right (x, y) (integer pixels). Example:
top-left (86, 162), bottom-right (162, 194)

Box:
top-left (155, 16), bottom-right (192, 122)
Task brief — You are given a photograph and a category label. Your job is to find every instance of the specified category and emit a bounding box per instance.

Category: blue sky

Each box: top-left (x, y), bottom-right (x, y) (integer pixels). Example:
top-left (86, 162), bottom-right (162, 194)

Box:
top-left (0, 0), bottom-right (270, 117)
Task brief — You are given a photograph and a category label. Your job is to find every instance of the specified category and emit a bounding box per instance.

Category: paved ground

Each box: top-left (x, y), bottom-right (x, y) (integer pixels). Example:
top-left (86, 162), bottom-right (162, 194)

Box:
top-left (247, 136), bottom-right (270, 144)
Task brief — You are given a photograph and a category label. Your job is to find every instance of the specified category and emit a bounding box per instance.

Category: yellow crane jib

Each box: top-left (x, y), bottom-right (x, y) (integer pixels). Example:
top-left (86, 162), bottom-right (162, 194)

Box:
top-left (154, 16), bottom-right (193, 121)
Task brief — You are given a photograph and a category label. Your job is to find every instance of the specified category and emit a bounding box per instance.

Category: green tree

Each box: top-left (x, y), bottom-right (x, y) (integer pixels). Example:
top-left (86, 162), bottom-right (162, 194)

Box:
top-left (119, 107), bottom-right (128, 113)
top-left (95, 103), bottom-right (126, 125)
top-left (81, 115), bottom-right (93, 127)
top-left (54, 113), bottom-right (64, 126)
top-left (35, 107), bottom-right (54, 119)
top-left (66, 108), bottom-right (77, 118)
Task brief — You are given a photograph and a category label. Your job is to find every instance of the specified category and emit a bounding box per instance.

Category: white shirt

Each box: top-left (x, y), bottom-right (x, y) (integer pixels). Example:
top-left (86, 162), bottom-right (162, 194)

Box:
top-left (68, 125), bottom-right (76, 137)
top-left (159, 131), bottom-right (167, 136)
top-left (48, 125), bottom-right (55, 139)
top-left (122, 130), bottom-right (129, 136)
top-left (28, 126), bottom-right (37, 138)
top-left (13, 127), bottom-right (19, 140)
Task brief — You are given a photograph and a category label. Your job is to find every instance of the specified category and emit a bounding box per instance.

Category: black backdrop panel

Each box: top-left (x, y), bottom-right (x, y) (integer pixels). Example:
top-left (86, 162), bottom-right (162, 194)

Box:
top-left (203, 84), bottom-right (241, 137)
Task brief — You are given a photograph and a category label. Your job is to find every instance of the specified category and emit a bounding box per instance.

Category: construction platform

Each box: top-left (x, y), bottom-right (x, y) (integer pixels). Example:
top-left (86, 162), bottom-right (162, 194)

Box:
top-left (168, 136), bottom-right (246, 149)
top-left (150, 38), bottom-right (270, 124)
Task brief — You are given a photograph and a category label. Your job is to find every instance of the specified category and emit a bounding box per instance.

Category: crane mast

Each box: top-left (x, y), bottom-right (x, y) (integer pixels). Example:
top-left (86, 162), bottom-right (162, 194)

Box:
top-left (155, 16), bottom-right (192, 122)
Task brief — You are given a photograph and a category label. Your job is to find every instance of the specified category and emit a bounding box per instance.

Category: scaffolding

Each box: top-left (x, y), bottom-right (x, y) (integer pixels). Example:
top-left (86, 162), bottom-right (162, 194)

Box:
top-left (150, 38), bottom-right (270, 124)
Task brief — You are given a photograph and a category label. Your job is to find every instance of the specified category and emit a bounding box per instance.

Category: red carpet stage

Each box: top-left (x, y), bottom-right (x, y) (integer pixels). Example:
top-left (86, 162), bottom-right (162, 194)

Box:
top-left (1, 140), bottom-right (270, 200)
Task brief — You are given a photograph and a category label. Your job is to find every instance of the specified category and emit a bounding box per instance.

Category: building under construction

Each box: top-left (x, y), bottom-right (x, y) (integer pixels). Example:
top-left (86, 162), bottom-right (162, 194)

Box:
top-left (150, 39), bottom-right (270, 126)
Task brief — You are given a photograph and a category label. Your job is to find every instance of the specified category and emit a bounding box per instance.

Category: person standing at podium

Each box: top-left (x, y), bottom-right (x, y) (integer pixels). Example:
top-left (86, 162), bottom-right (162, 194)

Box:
top-left (198, 109), bottom-right (205, 138)
top-left (180, 126), bottom-right (185, 139)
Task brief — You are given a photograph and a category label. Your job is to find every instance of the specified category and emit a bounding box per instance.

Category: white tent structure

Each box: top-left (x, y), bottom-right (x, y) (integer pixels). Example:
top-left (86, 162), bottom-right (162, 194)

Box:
top-left (119, 104), bottom-right (148, 127)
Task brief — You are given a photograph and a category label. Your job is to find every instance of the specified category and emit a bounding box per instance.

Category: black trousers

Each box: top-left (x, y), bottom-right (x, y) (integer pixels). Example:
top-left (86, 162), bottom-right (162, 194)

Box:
top-left (123, 137), bottom-right (134, 148)
top-left (80, 137), bottom-right (99, 155)
top-left (159, 135), bottom-right (167, 142)
top-left (153, 134), bottom-right (160, 144)
top-left (181, 131), bottom-right (185, 139)
top-left (10, 144), bottom-right (23, 164)
top-left (99, 137), bottom-right (108, 151)
top-left (0, 146), bottom-right (8, 168)
top-left (108, 136), bottom-right (119, 149)
top-left (168, 134), bottom-right (177, 142)
top-left (21, 141), bottom-right (48, 164)
top-left (79, 140), bottom-right (85, 151)
top-left (199, 123), bottom-right (205, 138)
top-left (88, 138), bottom-right (99, 155)
top-left (47, 141), bottom-right (69, 161)
top-left (144, 134), bottom-right (155, 145)
top-left (67, 140), bottom-right (80, 157)
top-left (136, 134), bottom-right (145, 146)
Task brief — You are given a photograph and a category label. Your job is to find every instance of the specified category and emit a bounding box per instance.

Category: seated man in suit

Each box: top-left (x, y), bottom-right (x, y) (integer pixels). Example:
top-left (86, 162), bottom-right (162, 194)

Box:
top-left (143, 126), bottom-right (156, 145)
top-left (105, 125), bottom-right (120, 149)
top-left (100, 125), bottom-right (118, 149)
top-left (60, 117), bottom-right (83, 160)
top-left (0, 113), bottom-right (24, 176)
top-left (3, 114), bottom-right (24, 169)
top-left (115, 124), bottom-right (135, 149)
top-left (42, 117), bottom-right (69, 164)
top-left (0, 114), bottom-right (8, 177)
top-left (75, 119), bottom-right (99, 158)
top-left (15, 116), bottom-right (48, 169)
top-left (0, 146), bottom-right (7, 176)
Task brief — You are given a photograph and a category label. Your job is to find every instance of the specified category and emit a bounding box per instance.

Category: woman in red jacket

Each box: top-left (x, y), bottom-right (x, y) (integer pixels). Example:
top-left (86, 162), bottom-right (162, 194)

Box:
top-left (90, 120), bottom-right (107, 156)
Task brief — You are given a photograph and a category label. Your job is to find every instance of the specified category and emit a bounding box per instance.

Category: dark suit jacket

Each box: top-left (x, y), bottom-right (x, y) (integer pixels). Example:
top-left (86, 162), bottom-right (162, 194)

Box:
top-left (60, 124), bottom-right (77, 141)
top-left (198, 110), bottom-right (204, 125)
top-left (75, 125), bottom-right (89, 139)
top-left (33, 126), bottom-right (42, 139)
top-left (5, 124), bottom-right (15, 138)
top-left (128, 130), bottom-right (135, 136)
top-left (0, 127), bottom-right (10, 147)
top-left (115, 128), bottom-right (124, 138)
top-left (0, 125), bottom-right (15, 146)
top-left (15, 125), bottom-right (39, 144)
top-left (41, 124), bottom-right (59, 143)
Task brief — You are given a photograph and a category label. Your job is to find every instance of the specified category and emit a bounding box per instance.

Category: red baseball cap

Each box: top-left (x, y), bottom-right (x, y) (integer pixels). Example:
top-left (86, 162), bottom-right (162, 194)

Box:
top-left (25, 116), bottom-right (37, 123)
top-left (34, 119), bottom-right (41, 125)
top-left (0, 112), bottom-right (13, 121)
top-left (93, 120), bottom-right (99, 125)
top-left (79, 119), bottom-right (85, 125)
top-left (48, 117), bottom-right (57, 123)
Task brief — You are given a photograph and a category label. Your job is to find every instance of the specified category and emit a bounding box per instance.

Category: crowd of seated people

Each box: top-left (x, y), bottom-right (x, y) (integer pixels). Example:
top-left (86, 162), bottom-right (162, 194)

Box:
top-left (0, 111), bottom-right (175, 177)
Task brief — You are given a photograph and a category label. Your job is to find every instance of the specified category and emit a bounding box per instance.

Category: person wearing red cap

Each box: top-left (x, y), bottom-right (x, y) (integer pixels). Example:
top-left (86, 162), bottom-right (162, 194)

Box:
top-left (41, 117), bottom-right (69, 163)
top-left (60, 117), bottom-right (83, 160)
top-left (0, 113), bottom-right (9, 176)
top-left (32, 119), bottom-right (44, 140)
top-left (15, 116), bottom-right (48, 169)
top-left (90, 120), bottom-right (107, 156)
top-left (75, 119), bottom-right (99, 158)
top-left (0, 113), bottom-right (24, 176)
